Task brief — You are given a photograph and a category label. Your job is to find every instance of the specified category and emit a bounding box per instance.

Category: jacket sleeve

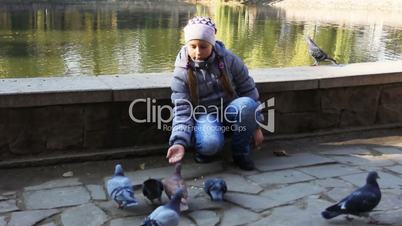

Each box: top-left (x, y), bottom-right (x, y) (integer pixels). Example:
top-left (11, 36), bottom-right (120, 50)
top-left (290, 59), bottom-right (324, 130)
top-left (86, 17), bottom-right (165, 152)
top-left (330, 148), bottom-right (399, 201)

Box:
top-left (169, 68), bottom-right (194, 148)
top-left (227, 53), bottom-right (265, 123)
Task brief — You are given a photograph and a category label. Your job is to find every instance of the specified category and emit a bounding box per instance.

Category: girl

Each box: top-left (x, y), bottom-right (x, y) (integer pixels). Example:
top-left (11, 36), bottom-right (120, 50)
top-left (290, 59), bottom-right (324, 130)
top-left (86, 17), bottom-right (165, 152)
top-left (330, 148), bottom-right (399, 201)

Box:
top-left (166, 16), bottom-right (264, 170)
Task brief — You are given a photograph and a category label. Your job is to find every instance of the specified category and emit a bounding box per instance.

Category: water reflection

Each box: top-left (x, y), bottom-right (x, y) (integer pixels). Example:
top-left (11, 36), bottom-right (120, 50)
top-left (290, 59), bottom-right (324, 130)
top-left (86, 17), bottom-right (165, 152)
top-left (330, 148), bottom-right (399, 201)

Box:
top-left (0, 2), bottom-right (401, 78)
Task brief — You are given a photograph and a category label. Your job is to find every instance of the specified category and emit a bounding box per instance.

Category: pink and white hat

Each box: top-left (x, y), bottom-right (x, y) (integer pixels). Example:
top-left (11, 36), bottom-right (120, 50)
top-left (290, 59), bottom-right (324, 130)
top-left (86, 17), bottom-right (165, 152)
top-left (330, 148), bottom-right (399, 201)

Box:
top-left (184, 16), bottom-right (217, 46)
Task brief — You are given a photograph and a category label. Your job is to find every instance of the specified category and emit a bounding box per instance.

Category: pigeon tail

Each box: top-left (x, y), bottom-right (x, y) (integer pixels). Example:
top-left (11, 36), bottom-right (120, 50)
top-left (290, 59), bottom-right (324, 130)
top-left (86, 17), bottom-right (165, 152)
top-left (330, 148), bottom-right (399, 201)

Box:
top-left (122, 189), bottom-right (138, 204)
top-left (326, 57), bottom-right (338, 65)
top-left (321, 210), bottom-right (341, 219)
top-left (114, 187), bottom-right (138, 207)
top-left (141, 218), bottom-right (160, 226)
top-left (209, 189), bottom-right (224, 201)
top-left (166, 188), bottom-right (183, 214)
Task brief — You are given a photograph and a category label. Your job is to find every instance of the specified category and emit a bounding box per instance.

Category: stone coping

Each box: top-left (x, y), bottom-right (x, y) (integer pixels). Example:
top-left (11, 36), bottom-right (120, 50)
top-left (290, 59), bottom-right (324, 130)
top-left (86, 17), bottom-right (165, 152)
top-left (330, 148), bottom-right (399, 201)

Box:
top-left (1, 61), bottom-right (402, 107)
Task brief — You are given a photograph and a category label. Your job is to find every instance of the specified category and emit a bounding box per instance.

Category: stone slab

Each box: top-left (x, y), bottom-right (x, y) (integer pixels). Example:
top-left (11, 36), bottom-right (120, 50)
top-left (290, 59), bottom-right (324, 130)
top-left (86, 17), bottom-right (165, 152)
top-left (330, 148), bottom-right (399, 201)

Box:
top-left (187, 173), bottom-right (263, 194)
top-left (330, 155), bottom-right (395, 167)
top-left (61, 203), bottom-right (108, 226)
top-left (0, 199), bottom-right (19, 213)
top-left (261, 182), bottom-right (326, 204)
top-left (188, 210), bottom-right (220, 226)
top-left (98, 74), bottom-right (171, 101)
top-left (381, 153), bottom-right (402, 164)
top-left (220, 206), bottom-right (260, 226)
top-left (319, 146), bottom-right (372, 155)
top-left (179, 216), bottom-right (197, 226)
top-left (224, 192), bottom-right (280, 212)
top-left (298, 164), bottom-right (363, 178)
top-left (97, 199), bottom-right (154, 218)
top-left (0, 76), bottom-right (112, 107)
top-left (109, 216), bottom-right (145, 226)
top-left (7, 209), bottom-right (59, 226)
top-left (254, 153), bottom-right (335, 171)
top-left (0, 216), bottom-right (6, 226)
top-left (312, 178), bottom-right (355, 189)
top-left (247, 169), bottom-right (315, 186)
top-left (385, 165), bottom-right (402, 175)
top-left (24, 178), bottom-right (82, 191)
top-left (326, 187), bottom-right (356, 203)
top-left (41, 223), bottom-right (57, 226)
top-left (356, 165), bottom-right (383, 173)
top-left (86, 184), bottom-right (107, 201)
top-left (371, 209), bottom-right (402, 225)
top-left (23, 186), bottom-right (90, 209)
top-left (375, 191), bottom-right (402, 211)
top-left (2, 191), bottom-right (16, 197)
top-left (372, 147), bottom-right (402, 154)
top-left (304, 196), bottom-right (336, 214)
top-left (248, 205), bottom-right (312, 226)
top-left (189, 196), bottom-right (226, 212)
top-left (341, 171), bottom-right (402, 189)
top-left (105, 162), bottom-right (224, 187)
top-left (0, 196), bottom-right (7, 201)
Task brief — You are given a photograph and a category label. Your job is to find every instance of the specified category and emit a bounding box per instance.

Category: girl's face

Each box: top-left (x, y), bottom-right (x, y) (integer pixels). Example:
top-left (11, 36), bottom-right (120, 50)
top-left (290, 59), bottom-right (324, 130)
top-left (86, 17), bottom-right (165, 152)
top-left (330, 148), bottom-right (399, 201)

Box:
top-left (187, 39), bottom-right (213, 61)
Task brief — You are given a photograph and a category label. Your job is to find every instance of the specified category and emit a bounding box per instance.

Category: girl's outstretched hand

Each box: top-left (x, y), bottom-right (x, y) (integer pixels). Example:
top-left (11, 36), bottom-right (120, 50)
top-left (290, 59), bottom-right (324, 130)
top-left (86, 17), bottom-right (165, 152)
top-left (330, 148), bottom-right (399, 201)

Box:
top-left (253, 127), bottom-right (264, 148)
top-left (166, 144), bottom-right (185, 164)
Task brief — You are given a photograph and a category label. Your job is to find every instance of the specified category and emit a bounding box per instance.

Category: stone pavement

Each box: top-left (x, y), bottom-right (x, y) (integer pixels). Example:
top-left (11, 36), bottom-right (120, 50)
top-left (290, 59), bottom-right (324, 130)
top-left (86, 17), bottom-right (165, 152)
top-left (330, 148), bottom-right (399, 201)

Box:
top-left (1, 129), bottom-right (402, 226)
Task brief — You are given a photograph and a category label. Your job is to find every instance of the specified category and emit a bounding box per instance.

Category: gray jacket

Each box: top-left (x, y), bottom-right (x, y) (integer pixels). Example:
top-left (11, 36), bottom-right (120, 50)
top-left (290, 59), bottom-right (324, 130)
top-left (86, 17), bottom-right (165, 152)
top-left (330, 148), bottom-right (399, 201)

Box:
top-left (169, 41), bottom-right (262, 148)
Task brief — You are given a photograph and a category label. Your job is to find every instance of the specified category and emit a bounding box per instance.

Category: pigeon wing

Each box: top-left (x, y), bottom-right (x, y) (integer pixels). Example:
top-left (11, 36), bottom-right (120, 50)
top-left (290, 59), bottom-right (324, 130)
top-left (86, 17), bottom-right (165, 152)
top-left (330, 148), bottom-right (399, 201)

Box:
top-left (149, 206), bottom-right (180, 226)
top-left (341, 185), bottom-right (381, 214)
top-left (327, 185), bottom-right (380, 215)
top-left (306, 37), bottom-right (329, 61)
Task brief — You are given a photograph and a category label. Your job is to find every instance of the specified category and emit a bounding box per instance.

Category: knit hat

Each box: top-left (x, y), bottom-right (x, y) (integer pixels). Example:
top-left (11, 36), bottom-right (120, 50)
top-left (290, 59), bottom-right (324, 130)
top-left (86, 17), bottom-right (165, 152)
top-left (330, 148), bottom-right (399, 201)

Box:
top-left (184, 16), bottom-right (217, 46)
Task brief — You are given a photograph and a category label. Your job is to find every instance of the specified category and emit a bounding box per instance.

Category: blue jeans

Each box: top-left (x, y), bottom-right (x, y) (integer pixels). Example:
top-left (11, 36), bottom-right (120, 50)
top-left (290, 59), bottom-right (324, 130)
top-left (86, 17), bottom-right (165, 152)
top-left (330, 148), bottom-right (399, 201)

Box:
top-left (194, 97), bottom-right (258, 157)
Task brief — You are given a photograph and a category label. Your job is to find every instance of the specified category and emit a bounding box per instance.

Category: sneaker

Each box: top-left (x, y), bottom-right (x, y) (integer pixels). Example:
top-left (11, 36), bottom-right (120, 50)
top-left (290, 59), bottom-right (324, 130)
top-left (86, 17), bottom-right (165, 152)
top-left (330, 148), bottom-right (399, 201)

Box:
top-left (233, 155), bottom-right (255, 171)
top-left (194, 153), bottom-right (214, 164)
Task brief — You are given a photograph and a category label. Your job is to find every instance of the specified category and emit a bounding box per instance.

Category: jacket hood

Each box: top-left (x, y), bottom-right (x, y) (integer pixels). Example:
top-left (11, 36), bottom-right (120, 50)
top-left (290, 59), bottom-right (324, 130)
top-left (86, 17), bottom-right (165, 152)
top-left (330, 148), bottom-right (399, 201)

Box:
top-left (174, 40), bottom-right (227, 68)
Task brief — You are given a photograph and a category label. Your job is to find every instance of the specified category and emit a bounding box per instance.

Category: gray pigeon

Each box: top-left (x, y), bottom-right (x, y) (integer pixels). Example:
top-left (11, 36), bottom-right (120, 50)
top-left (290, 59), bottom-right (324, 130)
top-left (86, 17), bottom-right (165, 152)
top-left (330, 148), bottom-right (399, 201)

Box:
top-left (106, 164), bottom-right (138, 208)
top-left (142, 178), bottom-right (164, 203)
top-left (204, 178), bottom-right (227, 201)
top-left (141, 188), bottom-right (183, 226)
top-left (305, 36), bottom-right (337, 66)
top-left (321, 171), bottom-right (381, 222)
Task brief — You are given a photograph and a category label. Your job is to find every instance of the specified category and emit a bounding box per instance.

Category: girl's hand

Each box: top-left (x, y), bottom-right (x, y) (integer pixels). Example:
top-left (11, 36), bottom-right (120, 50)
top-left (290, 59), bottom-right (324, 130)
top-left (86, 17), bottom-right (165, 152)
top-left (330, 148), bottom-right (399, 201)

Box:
top-left (166, 144), bottom-right (185, 164)
top-left (253, 127), bottom-right (264, 147)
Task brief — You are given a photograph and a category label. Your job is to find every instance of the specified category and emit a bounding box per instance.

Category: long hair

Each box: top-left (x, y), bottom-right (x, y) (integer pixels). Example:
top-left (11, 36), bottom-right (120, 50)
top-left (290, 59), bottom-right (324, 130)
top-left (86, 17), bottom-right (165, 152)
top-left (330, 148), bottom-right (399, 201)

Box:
top-left (187, 55), bottom-right (235, 104)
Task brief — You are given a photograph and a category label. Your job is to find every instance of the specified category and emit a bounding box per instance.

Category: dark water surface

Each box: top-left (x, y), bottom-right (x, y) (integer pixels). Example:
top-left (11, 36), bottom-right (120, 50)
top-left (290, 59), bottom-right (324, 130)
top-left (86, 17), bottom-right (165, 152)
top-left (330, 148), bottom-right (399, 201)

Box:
top-left (0, 1), bottom-right (401, 78)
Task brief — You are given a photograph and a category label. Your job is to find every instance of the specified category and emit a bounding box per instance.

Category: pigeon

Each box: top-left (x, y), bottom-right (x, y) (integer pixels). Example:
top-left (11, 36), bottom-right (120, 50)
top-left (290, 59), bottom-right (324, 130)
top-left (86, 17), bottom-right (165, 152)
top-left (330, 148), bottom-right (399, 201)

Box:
top-left (321, 171), bottom-right (381, 222)
top-left (305, 36), bottom-right (337, 66)
top-left (141, 188), bottom-right (183, 226)
top-left (162, 162), bottom-right (189, 211)
top-left (142, 178), bottom-right (164, 203)
top-left (106, 164), bottom-right (138, 208)
top-left (204, 178), bottom-right (227, 201)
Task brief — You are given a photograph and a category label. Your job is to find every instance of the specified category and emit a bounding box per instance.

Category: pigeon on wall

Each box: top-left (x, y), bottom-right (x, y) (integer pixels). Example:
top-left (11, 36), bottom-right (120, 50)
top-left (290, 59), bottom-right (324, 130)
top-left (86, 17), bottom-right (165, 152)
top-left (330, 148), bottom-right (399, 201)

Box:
top-left (106, 164), bottom-right (138, 208)
top-left (141, 188), bottom-right (183, 226)
top-left (305, 36), bottom-right (337, 66)
top-left (204, 178), bottom-right (227, 201)
top-left (162, 162), bottom-right (189, 211)
top-left (321, 171), bottom-right (381, 222)
top-left (142, 178), bottom-right (164, 204)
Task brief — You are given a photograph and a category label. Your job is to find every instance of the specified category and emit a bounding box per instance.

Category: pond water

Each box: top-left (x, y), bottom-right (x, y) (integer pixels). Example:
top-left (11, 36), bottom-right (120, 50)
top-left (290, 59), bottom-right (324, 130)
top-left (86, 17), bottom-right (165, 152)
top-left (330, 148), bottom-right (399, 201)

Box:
top-left (0, 1), bottom-right (401, 78)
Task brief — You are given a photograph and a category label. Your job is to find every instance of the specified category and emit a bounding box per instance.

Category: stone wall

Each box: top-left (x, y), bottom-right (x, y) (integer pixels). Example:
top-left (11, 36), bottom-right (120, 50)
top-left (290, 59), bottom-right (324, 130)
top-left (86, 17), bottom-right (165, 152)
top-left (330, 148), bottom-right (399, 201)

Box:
top-left (1, 61), bottom-right (402, 161)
